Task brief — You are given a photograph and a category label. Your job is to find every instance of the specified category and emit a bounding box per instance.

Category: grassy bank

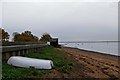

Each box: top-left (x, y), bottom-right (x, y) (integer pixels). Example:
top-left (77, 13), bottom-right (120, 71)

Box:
top-left (2, 46), bottom-right (85, 79)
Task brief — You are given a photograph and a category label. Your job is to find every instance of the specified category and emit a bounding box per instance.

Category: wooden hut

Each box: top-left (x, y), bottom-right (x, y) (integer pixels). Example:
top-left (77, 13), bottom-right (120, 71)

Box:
top-left (50, 38), bottom-right (59, 47)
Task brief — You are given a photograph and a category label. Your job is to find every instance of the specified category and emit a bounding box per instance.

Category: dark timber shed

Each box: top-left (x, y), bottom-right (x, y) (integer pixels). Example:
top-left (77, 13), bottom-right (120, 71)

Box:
top-left (50, 38), bottom-right (59, 47)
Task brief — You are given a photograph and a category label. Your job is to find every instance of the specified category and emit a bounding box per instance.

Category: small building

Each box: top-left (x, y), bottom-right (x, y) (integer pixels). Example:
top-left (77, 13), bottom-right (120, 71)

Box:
top-left (50, 38), bottom-right (59, 47)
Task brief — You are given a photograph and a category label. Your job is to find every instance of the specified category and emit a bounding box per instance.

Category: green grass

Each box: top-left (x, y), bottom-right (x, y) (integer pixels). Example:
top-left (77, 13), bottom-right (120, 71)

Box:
top-left (2, 46), bottom-right (74, 79)
top-left (2, 62), bottom-right (50, 79)
top-left (26, 46), bottom-right (74, 73)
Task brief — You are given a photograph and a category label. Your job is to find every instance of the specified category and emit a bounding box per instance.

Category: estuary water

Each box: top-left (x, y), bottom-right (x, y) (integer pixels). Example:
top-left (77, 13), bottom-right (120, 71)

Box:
top-left (60, 41), bottom-right (119, 56)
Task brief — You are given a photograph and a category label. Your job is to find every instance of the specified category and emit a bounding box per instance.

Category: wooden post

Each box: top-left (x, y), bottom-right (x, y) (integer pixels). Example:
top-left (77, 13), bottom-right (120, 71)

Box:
top-left (19, 50), bottom-right (22, 56)
top-left (12, 51), bottom-right (16, 56)
top-left (5, 53), bottom-right (10, 60)
top-left (26, 50), bottom-right (28, 54)
top-left (18, 51), bottom-right (21, 56)
top-left (2, 53), bottom-right (5, 60)
top-left (22, 50), bottom-right (25, 55)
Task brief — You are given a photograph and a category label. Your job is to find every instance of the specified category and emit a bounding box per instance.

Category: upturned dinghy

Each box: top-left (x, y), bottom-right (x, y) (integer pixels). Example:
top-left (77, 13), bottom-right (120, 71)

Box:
top-left (7, 56), bottom-right (54, 69)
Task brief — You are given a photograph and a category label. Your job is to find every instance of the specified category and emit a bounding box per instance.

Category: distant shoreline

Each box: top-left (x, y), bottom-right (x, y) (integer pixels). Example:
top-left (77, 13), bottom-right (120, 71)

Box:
top-left (62, 46), bottom-right (120, 58)
top-left (60, 41), bottom-right (120, 43)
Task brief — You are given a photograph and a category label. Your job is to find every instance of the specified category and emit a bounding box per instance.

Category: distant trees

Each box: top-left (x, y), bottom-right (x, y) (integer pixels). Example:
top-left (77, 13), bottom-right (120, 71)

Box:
top-left (0, 28), bottom-right (52, 43)
top-left (13, 31), bottom-right (39, 42)
top-left (13, 32), bottom-right (52, 43)
top-left (40, 33), bottom-right (52, 43)
top-left (0, 28), bottom-right (9, 41)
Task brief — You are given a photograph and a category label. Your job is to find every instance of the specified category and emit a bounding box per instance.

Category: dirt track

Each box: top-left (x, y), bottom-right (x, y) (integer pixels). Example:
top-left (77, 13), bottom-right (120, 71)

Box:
top-left (57, 47), bottom-right (120, 79)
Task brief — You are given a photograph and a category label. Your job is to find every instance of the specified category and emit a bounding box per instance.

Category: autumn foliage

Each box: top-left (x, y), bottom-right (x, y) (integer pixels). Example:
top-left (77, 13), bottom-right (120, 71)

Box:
top-left (13, 31), bottom-right (39, 42)
top-left (40, 33), bottom-right (52, 42)
top-left (0, 28), bottom-right (9, 41)
top-left (1, 28), bottom-right (52, 43)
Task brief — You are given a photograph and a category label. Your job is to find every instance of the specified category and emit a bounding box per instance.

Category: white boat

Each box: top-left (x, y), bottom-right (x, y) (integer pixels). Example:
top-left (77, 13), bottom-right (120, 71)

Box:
top-left (7, 56), bottom-right (54, 69)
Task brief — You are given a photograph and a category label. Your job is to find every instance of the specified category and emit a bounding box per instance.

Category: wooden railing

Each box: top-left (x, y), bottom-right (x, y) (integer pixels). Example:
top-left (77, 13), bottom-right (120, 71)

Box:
top-left (1, 44), bottom-right (48, 60)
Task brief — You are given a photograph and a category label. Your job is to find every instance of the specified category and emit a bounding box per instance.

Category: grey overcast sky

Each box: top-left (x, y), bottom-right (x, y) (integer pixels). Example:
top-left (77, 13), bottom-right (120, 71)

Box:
top-left (1, 0), bottom-right (119, 41)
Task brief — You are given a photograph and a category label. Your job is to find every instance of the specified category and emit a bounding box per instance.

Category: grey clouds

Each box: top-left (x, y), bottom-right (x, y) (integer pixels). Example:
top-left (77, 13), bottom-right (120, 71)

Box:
top-left (2, 1), bottom-right (118, 41)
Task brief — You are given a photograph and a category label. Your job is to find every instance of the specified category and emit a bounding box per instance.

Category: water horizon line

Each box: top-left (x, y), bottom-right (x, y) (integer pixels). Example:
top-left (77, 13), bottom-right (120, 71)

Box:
top-left (60, 40), bottom-right (120, 43)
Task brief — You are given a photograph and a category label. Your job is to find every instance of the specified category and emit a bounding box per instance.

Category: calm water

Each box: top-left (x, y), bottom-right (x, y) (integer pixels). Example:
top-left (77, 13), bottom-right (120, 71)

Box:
top-left (60, 42), bottom-right (119, 56)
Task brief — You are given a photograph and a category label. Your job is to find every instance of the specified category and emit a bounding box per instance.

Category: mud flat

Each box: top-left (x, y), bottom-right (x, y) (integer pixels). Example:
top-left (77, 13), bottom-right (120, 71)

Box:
top-left (57, 47), bottom-right (120, 79)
